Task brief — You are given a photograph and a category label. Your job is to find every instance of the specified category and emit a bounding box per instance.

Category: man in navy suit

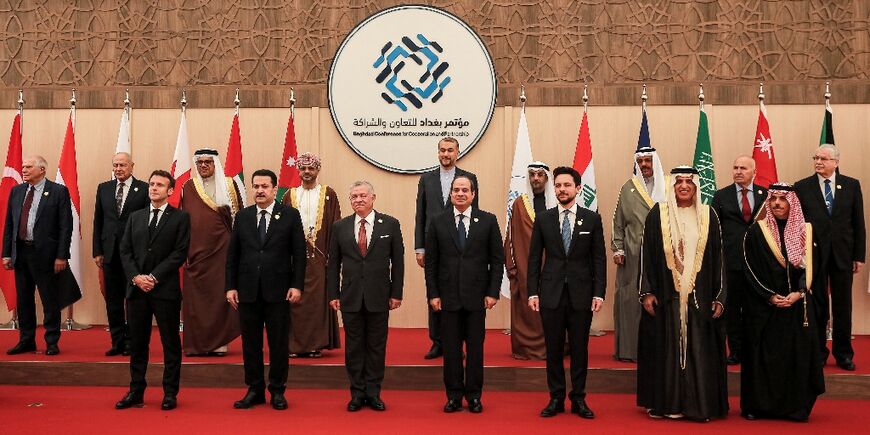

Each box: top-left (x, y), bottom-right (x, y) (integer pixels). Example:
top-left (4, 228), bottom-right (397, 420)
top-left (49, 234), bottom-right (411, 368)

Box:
top-left (3, 155), bottom-right (72, 356)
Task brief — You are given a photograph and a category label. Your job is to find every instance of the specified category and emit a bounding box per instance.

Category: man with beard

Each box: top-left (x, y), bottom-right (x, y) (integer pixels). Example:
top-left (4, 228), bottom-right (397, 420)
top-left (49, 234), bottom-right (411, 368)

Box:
top-left (415, 137), bottom-right (479, 359)
top-left (637, 166), bottom-right (728, 421)
top-left (504, 162), bottom-right (556, 360)
top-left (283, 152), bottom-right (341, 358)
top-left (741, 183), bottom-right (824, 421)
top-left (611, 146), bottom-right (665, 362)
top-left (528, 166), bottom-right (606, 419)
top-left (179, 149), bottom-right (241, 356)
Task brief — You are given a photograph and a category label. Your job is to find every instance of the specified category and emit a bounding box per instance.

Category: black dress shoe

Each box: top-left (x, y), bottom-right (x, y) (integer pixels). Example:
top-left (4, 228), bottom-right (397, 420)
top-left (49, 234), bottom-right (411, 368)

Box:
top-left (6, 341), bottom-right (36, 355)
top-left (743, 413), bottom-right (757, 420)
top-left (270, 392), bottom-right (288, 410)
top-left (424, 345), bottom-right (443, 360)
top-left (368, 396), bottom-right (386, 411)
top-left (347, 397), bottom-right (365, 412)
top-left (726, 353), bottom-right (740, 365)
top-left (837, 359), bottom-right (856, 371)
top-left (45, 344), bottom-right (59, 356)
top-left (233, 390), bottom-right (266, 409)
top-left (105, 347), bottom-right (125, 356)
top-left (443, 398), bottom-right (462, 413)
top-left (540, 399), bottom-right (565, 417)
top-left (571, 399), bottom-right (595, 419)
top-left (115, 391), bottom-right (144, 409)
top-left (468, 398), bottom-right (483, 413)
top-left (161, 395), bottom-right (177, 411)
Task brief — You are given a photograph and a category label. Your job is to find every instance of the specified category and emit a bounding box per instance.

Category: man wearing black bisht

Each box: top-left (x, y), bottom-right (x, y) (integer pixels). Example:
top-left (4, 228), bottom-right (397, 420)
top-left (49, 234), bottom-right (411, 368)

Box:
top-left (741, 183), bottom-right (824, 421)
top-left (637, 166), bottom-right (728, 422)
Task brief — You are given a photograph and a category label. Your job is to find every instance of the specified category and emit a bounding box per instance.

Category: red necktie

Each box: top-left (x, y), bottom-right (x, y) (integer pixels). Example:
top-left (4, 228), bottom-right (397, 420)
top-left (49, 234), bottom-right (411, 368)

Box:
top-left (741, 188), bottom-right (752, 223)
top-left (18, 186), bottom-right (35, 240)
top-left (358, 220), bottom-right (367, 256)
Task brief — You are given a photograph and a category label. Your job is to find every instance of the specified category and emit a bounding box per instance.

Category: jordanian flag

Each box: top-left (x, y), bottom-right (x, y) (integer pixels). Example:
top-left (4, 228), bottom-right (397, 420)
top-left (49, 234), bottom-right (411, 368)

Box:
top-left (225, 113), bottom-right (247, 207)
top-left (692, 105), bottom-right (716, 204)
top-left (277, 108), bottom-right (301, 202)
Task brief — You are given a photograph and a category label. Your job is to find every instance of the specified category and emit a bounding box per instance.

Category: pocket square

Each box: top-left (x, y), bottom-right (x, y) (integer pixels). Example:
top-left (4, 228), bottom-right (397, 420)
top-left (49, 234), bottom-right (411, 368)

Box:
top-left (379, 235), bottom-right (390, 238)
top-left (578, 231), bottom-right (591, 235)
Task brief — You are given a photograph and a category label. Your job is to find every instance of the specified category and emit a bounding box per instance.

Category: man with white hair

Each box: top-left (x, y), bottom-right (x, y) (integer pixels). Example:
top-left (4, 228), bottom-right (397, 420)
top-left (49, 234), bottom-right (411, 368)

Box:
top-left (794, 144), bottom-right (865, 371)
top-left (504, 161), bottom-right (556, 360)
top-left (610, 146), bottom-right (665, 362)
top-left (637, 166), bottom-right (728, 421)
top-left (179, 148), bottom-right (242, 356)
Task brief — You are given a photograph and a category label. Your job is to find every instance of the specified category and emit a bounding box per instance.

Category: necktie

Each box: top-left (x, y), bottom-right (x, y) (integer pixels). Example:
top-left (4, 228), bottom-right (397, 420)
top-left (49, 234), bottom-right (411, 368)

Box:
top-left (358, 219), bottom-right (368, 256)
top-left (824, 179), bottom-right (834, 215)
top-left (116, 181), bottom-right (125, 215)
top-left (457, 214), bottom-right (466, 251)
top-left (561, 210), bottom-right (572, 253)
top-left (149, 208), bottom-right (160, 237)
top-left (18, 186), bottom-right (35, 240)
top-left (741, 188), bottom-right (752, 223)
top-left (259, 210), bottom-right (268, 243)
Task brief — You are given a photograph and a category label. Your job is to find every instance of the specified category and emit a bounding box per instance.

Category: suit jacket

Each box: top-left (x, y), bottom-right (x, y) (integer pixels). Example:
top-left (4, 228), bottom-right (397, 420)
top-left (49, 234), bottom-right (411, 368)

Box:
top-left (326, 211), bottom-right (404, 312)
top-left (226, 202), bottom-right (307, 304)
top-left (2, 180), bottom-right (73, 269)
top-left (414, 167), bottom-right (479, 250)
top-left (425, 208), bottom-right (504, 311)
top-left (795, 173), bottom-right (866, 270)
top-left (711, 183), bottom-right (767, 271)
top-left (119, 204), bottom-right (190, 299)
top-left (527, 204), bottom-right (607, 311)
top-left (93, 177), bottom-right (149, 263)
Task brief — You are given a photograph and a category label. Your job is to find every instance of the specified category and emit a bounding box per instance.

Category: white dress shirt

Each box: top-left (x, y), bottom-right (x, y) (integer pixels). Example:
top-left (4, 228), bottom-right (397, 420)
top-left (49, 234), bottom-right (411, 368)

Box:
top-left (256, 201), bottom-right (276, 232)
top-left (354, 210), bottom-right (375, 248)
top-left (817, 172), bottom-right (837, 200)
top-left (454, 206), bottom-right (472, 237)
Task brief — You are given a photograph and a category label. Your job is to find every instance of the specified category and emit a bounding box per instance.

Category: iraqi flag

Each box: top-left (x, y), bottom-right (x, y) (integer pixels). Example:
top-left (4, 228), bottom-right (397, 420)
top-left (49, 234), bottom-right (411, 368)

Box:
top-left (751, 100), bottom-right (778, 188)
top-left (225, 113), bottom-right (247, 207)
top-left (168, 110), bottom-right (191, 207)
top-left (572, 108), bottom-right (598, 211)
top-left (0, 114), bottom-right (22, 311)
top-left (54, 115), bottom-right (83, 308)
top-left (276, 109), bottom-right (301, 203)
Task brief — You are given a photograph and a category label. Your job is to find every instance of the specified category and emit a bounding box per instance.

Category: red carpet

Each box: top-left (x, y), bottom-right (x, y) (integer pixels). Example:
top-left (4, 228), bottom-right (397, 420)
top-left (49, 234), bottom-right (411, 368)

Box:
top-left (1, 327), bottom-right (867, 374)
top-left (1, 386), bottom-right (868, 434)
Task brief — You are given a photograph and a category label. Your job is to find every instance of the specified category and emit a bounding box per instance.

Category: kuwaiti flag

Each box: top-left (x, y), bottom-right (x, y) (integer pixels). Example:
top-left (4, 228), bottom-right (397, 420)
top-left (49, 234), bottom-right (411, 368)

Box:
top-left (55, 115), bottom-right (83, 297)
top-left (500, 106), bottom-right (534, 299)
top-left (692, 105), bottom-right (716, 205)
top-left (224, 113), bottom-right (247, 207)
top-left (277, 109), bottom-right (301, 203)
top-left (820, 97), bottom-right (834, 146)
top-left (168, 110), bottom-right (191, 208)
top-left (572, 107), bottom-right (598, 211)
top-left (0, 114), bottom-right (22, 311)
top-left (751, 99), bottom-right (777, 188)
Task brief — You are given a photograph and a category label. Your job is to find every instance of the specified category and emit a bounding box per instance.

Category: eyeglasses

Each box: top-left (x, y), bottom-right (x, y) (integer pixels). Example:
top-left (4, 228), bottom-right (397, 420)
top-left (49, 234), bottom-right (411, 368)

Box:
top-left (195, 160), bottom-right (215, 166)
top-left (811, 156), bottom-right (837, 162)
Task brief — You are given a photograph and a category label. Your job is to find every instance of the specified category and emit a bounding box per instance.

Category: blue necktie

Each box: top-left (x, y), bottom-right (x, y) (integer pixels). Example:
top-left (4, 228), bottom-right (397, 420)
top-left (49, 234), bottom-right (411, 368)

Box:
top-left (457, 214), bottom-right (466, 251)
top-left (259, 210), bottom-right (268, 243)
top-left (561, 210), bottom-right (572, 253)
top-left (824, 179), bottom-right (834, 215)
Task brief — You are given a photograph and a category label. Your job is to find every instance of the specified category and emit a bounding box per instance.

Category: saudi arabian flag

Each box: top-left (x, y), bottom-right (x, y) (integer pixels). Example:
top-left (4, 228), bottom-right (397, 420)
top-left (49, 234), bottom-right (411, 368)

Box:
top-left (692, 105), bottom-right (716, 205)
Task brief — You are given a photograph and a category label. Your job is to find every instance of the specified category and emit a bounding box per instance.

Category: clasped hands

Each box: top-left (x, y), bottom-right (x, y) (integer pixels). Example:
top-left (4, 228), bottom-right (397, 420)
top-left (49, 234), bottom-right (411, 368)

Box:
top-left (769, 291), bottom-right (803, 308)
top-left (133, 274), bottom-right (156, 292)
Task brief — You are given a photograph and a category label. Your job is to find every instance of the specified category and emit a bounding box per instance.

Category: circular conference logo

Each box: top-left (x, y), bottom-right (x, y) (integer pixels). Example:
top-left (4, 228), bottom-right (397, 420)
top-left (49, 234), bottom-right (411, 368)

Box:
top-left (328, 5), bottom-right (497, 174)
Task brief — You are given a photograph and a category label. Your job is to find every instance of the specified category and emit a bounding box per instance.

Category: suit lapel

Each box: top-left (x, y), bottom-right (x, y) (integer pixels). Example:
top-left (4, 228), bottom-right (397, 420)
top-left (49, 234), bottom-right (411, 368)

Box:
top-left (810, 177), bottom-right (828, 214)
top-left (34, 182), bottom-right (51, 223)
top-left (119, 180), bottom-right (142, 217)
top-left (262, 204), bottom-right (282, 247)
top-left (149, 205), bottom-right (173, 244)
top-left (568, 205), bottom-right (583, 255)
top-left (366, 212), bottom-right (384, 255)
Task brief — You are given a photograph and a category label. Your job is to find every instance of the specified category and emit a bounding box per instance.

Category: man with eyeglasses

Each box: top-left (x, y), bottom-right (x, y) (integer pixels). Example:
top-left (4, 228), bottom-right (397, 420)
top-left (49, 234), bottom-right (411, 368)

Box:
top-left (794, 144), bottom-right (865, 371)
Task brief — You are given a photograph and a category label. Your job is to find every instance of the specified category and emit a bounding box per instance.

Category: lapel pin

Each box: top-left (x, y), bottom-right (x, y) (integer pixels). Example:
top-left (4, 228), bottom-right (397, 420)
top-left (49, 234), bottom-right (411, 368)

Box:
top-left (473, 217), bottom-right (479, 223)
top-left (326, 195), bottom-right (330, 200)
top-left (757, 189), bottom-right (762, 195)
top-left (134, 187), bottom-right (139, 192)
top-left (275, 214), bottom-right (281, 220)
top-left (630, 188), bottom-right (635, 193)
top-left (577, 219), bottom-right (583, 226)
top-left (836, 185), bottom-right (842, 190)
top-left (377, 219), bottom-right (383, 224)
top-left (43, 191), bottom-right (49, 197)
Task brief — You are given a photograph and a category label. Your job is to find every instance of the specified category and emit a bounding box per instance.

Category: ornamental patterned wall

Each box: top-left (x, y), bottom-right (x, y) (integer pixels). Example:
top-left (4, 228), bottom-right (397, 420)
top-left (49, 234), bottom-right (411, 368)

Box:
top-left (0, 0), bottom-right (867, 107)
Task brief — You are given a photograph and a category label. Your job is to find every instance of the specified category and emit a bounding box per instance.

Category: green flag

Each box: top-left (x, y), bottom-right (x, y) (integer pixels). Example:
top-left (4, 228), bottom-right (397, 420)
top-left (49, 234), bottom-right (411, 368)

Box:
top-left (820, 102), bottom-right (834, 145)
top-left (692, 106), bottom-right (716, 205)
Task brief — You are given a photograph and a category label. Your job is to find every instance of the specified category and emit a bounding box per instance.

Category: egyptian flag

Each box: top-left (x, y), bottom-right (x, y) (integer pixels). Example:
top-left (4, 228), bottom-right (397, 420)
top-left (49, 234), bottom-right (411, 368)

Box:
top-left (54, 116), bottom-right (83, 309)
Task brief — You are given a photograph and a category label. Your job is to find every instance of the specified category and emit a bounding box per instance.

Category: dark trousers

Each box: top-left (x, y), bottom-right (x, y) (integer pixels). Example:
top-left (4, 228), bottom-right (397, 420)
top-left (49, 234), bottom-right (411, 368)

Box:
top-left (342, 307), bottom-right (389, 399)
top-left (126, 292), bottom-right (182, 396)
top-left (724, 269), bottom-right (747, 356)
top-left (14, 242), bottom-right (61, 347)
top-left (103, 253), bottom-right (129, 350)
top-left (428, 305), bottom-right (441, 347)
top-left (238, 296), bottom-right (290, 394)
top-left (541, 289), bottom-right (592, 401)
top-left (816, 259), bottom-right (854, 362)
top-left (441, 309), bottom-right (486, 400)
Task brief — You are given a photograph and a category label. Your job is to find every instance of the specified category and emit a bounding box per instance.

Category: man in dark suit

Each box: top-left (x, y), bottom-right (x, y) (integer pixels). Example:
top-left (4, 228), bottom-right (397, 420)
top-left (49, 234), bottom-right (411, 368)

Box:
top-left (327, 181), bottom-right (404, 412)
top-left (711, 155), bottom-right (767, 365)
top-left (528, 166), bottom-right (606, 419)
top-left (425, 175), bottom-right (503, 414)
top-left (93, 152), bottom-right (149, 357)
top-left (116, 170), bottom-right (190, 411)
top-left (415, 136), bottom-right (479, 359)
top-left (226, 169), bottom-right (306, 410)
top-left (3, 155), bottom-right (72, 356)
top-left (795, 144), bottom-right (865, 371)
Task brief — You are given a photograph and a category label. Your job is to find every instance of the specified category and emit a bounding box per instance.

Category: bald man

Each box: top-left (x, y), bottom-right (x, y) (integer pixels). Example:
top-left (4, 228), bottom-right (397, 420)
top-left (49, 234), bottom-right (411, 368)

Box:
top-left (711, 156), bottom-right (767, 365)
top-left (3, 155), bottom-right (73, 356)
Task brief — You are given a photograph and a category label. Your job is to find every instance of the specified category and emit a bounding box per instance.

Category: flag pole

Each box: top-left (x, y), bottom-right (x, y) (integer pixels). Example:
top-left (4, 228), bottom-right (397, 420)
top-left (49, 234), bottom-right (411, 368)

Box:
top-left (234, 88), bottom-right (240, 117)
top-left (824, 81), bottom-right (831, 108)
top-left (178, 89), bottom-right (186, 333)
top-left (64, 88), bottom-right (90, 331)
top-left (124, 88), bottom-right (131, 139)
top-left (699, 83), bottom-right (705, 110)
top-left (289, 87), bottom-right (296, 119)
top-left (0, 92), bottom-right (24, 330)
top-left (582, 82), bottom-right (588, 113)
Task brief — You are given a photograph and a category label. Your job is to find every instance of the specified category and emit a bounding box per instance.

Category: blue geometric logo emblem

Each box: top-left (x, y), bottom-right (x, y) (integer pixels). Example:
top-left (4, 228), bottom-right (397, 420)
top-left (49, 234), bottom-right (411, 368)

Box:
top-left (373, 34), bottom-right (451, 112)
